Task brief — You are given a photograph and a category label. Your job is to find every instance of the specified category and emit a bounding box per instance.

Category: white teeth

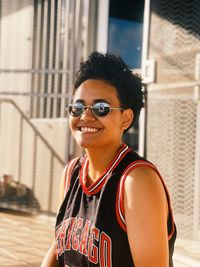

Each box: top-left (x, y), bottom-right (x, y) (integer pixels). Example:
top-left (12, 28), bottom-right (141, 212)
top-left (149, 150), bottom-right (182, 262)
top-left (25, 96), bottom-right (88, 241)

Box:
top-left (80, 127), bottom-right (99, 133)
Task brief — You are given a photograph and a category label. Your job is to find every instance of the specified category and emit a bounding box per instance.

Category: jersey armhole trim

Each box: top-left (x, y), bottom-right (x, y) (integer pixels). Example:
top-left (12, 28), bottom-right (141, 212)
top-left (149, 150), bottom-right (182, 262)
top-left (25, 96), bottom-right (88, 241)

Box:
top-left (64, 157), bottom-right (80, 196)
top-left (115, 160), bottom-right (175, 240)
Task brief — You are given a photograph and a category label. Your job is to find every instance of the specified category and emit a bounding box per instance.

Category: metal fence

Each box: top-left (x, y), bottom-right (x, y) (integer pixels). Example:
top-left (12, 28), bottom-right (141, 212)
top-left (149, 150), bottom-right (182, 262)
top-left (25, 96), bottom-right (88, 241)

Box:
top-left (0, 98), bottom-right (65, 213)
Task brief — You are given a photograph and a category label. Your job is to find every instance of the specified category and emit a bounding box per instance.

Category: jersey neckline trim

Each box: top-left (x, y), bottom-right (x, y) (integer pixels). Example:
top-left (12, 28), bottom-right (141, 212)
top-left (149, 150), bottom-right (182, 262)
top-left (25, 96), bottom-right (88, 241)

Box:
top-left (79, 144), bottom-right (131, 195)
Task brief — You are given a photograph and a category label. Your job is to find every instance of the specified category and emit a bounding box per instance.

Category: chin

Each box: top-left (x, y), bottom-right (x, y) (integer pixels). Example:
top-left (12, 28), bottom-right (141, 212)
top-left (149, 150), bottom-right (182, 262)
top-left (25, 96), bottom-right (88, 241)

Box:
top-left (75, 138), bottom-right (99, 149)
top-left (78, 142), bottom-right (95, 149)
top-left (73, 134), bottom-right (97, 149)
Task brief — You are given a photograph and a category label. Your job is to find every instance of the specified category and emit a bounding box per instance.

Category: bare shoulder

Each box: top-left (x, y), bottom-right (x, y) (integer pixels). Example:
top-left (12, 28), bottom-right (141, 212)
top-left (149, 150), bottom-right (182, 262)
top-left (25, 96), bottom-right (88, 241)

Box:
top-left (125, 166), bottom-right (167, 199)
top-left (124, 165), bottom-right (169, 221)
top-left (58, 166), bottom-right (68, 211)
top-left (124, 166), bottom-right (169, 266)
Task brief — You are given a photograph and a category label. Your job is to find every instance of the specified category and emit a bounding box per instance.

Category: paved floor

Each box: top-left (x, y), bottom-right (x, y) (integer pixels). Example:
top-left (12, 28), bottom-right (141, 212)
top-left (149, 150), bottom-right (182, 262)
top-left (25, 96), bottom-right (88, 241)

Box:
top-left (0, 210), bottom-right (55, 267)
top-left (0, 210), bottom-right (200, 267)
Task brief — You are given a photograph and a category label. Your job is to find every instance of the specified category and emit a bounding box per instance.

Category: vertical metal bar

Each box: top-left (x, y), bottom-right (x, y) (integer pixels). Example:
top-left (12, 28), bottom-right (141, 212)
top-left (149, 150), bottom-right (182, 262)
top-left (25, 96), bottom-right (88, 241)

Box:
top-left (0, 0), bottom-right (2, 54)
top-left (56, 0), bottom-right (65, 117)
top-left (39, 0), bottom-right (48, 118)
top-left (18, 115), bottom-right (23, 183)
top-left (46, 0), bottom-right (55, 118)
top-left (43, 0), bottom-right (52, 118)
top-left (0, 102), bottom-right (2, 166)
top-left (52, 0), bottom-right (62, 118)
top-left (138, 84), bottom-right (148, 157)
top-left (32, 133), bottom-right (37, 193)
top-left (34, 0), bottom-right (42, 118)
top-left (141, 0), bottom-right (151, 73)
top-left (60, 0), bottom-right (70, 117)
top-left (65, 0), bottom-right (77, 159)
top-left (37, 0), bottom-right (44, 117)
top-left (48, 154), bottom-right (54, 212)
top-left (86, 0), bottom-right (98, 57)
top-left (139, 0), bottom-right (151, 157)
top-left (0, 102), bottom-right (1, 136)
top-left (61, 0), bottom-right (73, 161)
top-left (50, 0), bottom-right (58, 118)
top-left (68, 0), bottom-right (76, 100)
top-left (96, 0), bottom-right (109, 52)
top-left (74, 0), bottom-right (82, 68)
top-left (30, 0), bottom-right (38, 118)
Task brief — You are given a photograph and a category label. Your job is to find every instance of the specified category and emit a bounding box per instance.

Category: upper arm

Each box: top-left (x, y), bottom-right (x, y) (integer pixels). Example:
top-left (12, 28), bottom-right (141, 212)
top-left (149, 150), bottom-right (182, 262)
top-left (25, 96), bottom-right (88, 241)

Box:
top-left (43, 165), bottom-right (69, 266)
top-left (124, 166), bottom-right (169, 267)
top-left (58, 167), bottom-right (66, 210)
top-left (58, 157), bottom-right (79, 211)
top-left (41, 160), bottom-right (76, 266)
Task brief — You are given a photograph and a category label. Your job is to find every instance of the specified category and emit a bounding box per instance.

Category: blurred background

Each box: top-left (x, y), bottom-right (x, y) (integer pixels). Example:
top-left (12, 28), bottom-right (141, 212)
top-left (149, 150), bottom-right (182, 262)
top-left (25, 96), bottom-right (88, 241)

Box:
top-left (0, 0), bottom-right (200, 266)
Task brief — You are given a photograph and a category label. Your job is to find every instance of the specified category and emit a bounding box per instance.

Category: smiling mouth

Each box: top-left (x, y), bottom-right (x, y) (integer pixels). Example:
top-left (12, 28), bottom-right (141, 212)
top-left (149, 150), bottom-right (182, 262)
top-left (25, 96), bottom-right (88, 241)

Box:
top-left (78, 127), bottom-right (101, 133)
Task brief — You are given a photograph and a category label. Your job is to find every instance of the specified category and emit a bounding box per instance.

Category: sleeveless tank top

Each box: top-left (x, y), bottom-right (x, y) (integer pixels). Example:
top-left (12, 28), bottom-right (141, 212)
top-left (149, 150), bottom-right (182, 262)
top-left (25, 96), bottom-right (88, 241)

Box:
top-left (55, 144), bottom-right (176, 267)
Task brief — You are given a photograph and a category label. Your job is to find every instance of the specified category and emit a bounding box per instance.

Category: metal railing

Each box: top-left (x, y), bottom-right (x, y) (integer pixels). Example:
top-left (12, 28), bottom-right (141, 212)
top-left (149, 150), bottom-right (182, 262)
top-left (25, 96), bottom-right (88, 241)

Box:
top-left (0, 98), bottom-right (65, 213)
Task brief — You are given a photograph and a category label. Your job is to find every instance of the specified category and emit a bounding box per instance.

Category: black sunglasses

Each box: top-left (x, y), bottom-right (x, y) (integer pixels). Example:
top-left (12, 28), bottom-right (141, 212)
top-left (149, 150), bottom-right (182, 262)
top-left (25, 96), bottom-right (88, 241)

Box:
top-left (66, 101), bottom-right (124, 117)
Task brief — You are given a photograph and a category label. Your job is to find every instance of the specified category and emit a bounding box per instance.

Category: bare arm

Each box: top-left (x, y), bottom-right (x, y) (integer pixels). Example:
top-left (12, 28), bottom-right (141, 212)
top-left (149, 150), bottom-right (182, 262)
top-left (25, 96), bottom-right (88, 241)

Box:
top-left (40, 169), bottom-right (66, 267)
top-left (40, 240), bottom-right (58, 267)
top-left (124, 166), bottom-right (169, 267)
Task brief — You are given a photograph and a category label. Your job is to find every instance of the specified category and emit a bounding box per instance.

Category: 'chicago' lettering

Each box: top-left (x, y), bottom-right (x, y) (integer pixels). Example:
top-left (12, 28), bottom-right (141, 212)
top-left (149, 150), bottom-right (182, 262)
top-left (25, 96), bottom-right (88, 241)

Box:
top-left (56, 217), bottom-right (112, 267)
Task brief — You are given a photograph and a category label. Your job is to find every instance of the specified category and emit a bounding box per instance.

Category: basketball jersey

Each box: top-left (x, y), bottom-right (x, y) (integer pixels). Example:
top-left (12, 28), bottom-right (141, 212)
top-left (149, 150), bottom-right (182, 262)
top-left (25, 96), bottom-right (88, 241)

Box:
top-left (55, 144), bottom-right (176, 267)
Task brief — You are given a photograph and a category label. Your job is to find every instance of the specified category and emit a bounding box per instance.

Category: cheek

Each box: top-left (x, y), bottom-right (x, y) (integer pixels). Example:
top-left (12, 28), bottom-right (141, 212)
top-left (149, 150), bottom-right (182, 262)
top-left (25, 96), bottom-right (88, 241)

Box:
top-left (69, 117), bottom-right (77, 131)
top-left (103, 115), bottom-right (124, 131)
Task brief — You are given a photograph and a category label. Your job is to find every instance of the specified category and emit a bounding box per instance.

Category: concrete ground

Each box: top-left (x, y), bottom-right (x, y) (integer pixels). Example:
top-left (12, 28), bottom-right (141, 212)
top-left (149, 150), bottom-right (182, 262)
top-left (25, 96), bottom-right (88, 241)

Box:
top-left (0, 210), bottom-right (200, 267)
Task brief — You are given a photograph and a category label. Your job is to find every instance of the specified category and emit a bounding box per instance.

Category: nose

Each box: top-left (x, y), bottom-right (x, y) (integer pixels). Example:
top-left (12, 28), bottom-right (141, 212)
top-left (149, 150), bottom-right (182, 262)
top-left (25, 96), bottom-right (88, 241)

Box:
top-left (80, 106), bottom-right (96, 121)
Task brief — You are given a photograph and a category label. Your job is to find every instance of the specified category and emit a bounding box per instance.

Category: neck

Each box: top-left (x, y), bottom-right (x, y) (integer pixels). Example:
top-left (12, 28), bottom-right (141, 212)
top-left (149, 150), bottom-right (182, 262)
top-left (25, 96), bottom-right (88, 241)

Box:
top-left (85, 143), bottom-right (123, 182)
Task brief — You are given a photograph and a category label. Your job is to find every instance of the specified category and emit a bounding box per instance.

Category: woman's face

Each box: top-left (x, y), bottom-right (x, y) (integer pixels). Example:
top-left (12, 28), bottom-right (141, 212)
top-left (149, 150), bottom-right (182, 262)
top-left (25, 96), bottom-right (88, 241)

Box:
top-left (69, 79), bottom-right (132, 150)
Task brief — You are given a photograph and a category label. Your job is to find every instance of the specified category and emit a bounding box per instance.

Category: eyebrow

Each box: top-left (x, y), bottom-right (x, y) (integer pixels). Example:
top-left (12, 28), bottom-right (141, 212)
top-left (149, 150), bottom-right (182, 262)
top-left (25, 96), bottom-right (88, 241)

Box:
top-left (73, 99), bottom-right (111, 104)
top-left (94, 99), bottom-right (111, 104)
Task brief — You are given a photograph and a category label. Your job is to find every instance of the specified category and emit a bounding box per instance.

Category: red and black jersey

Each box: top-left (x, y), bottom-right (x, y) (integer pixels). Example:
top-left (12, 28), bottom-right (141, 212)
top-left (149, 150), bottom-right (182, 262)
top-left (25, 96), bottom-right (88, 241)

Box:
top-left (55, 144), bottom-right (176, 267)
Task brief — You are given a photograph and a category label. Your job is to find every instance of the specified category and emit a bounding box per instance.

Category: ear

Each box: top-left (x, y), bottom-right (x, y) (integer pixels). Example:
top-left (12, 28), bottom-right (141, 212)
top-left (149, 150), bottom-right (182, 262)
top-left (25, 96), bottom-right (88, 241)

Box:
top-left (121, 109), bottom-right (134, 131)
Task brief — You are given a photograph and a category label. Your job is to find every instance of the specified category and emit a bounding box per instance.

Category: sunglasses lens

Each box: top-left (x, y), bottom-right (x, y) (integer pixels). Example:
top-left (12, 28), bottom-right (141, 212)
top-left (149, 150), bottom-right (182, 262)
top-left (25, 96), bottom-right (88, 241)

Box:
top-left (68, 102), bottom-right (111, 117)
top-left (68, 103), bottom-right (84, 116)
top-left (92, 102), bottom-right (110, 116)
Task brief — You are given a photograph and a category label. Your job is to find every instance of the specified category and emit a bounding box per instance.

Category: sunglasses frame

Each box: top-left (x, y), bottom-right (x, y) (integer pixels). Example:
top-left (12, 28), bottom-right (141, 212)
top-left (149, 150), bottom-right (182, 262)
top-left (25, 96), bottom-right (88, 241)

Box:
top-left (66, 101), bottom-right (124, 117)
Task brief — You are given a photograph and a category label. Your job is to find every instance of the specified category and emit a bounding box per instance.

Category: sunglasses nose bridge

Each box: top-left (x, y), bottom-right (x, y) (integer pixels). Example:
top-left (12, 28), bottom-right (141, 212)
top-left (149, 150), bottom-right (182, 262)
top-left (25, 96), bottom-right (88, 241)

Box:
top-left (80, 105), bottom-right (96, 119)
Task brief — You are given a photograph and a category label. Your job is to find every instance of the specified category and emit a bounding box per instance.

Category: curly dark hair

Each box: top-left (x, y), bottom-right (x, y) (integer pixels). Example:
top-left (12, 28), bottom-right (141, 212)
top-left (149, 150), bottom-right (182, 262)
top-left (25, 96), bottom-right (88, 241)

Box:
top-left (74, 51), bottom-right (144, 129)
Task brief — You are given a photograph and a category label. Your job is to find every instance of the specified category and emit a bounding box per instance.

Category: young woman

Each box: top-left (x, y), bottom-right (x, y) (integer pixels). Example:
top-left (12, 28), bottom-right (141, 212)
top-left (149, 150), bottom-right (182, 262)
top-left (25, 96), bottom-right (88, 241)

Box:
top-left (41, 52), bottom-right (176, 267)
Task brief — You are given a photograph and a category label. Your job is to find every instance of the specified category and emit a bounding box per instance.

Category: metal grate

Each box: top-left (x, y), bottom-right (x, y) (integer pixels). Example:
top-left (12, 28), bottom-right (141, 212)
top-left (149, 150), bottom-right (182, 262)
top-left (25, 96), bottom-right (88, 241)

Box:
top-left (147, 0), bottom-right (200, 240)
top-left (30, 0), bottom-right (77, 118)
top-left (147, 89), bottom-right (198, 238)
